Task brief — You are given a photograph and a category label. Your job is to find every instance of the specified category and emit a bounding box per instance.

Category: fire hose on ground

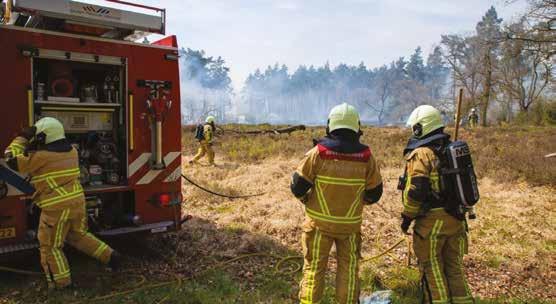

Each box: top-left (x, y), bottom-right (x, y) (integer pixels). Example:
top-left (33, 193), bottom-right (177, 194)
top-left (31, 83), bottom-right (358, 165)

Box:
top-left (0, 236), bottom-right (409, 303)
top-left (181, 174), bottom-right (266, 199)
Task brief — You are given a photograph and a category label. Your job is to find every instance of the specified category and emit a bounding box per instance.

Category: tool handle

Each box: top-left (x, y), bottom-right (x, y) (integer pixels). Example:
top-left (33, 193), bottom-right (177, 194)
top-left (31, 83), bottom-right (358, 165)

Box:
top-left (453, 88), bottom-right (464, 141)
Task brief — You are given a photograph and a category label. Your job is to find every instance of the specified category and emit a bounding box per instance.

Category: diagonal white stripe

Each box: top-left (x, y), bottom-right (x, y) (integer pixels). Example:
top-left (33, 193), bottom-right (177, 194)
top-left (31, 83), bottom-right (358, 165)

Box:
top-left (136, 152), bottom-right (181, 185)
top-left (164, 166), bottom-right (182, 183)
top-left (128, 153), bottom-right (152, 178)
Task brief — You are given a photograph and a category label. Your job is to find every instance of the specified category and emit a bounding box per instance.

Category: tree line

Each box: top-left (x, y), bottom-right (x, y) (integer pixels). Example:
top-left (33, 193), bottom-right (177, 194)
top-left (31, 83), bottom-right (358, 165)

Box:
top-left (180, 1), bottom-right (554, 125)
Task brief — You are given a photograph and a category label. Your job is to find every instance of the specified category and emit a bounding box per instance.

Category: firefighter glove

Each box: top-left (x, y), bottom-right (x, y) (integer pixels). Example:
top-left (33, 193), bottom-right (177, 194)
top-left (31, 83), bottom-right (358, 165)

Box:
top-left (19, 126), bottom-right (37, 140)
top-left (401, 214), bottom-right (413, 235)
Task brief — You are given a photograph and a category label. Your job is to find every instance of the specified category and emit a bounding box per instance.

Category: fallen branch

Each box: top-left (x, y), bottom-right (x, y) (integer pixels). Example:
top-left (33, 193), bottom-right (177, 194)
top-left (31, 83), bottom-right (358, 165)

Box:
top-left (235, 125), bottom-right (306, 135)
top-left (217, 125), bottom-right (306, 135)
top-left (184, 125), bottom-right (307, 136)
top-left (545, 153), bottom-right (556, 158)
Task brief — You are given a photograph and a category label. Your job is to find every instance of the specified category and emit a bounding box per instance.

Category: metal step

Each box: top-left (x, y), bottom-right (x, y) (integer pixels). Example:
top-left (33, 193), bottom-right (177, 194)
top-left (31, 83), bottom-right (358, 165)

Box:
top-left (0, 241), bottom-right (38, 254)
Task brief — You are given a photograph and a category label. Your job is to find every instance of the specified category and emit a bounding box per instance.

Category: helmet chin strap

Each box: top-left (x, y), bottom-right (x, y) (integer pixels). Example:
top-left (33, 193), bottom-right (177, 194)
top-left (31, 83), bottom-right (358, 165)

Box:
top-left (412, 123), bottom-right (423, 137)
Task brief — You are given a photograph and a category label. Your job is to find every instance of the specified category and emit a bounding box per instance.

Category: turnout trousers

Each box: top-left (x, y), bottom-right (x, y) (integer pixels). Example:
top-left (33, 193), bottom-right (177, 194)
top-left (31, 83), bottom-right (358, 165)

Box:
top-left (192, 141), bottom-right (214, 165)
top-left (413, 209), bottom-right (473, 304)
top-left (38, 202), bottom-right (113, 288)
top-left (299, 228), bottom-right (361, 304)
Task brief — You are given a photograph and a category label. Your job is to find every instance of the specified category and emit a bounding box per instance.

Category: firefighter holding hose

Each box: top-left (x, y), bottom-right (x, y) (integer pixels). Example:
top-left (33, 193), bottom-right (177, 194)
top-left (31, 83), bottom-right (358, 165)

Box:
top-left (190, 115), bottom-right (216, 166)
top-left (290, 103), bottom-right (383, 304)
top-left (400, 105), bottom-right (474, 304)
top-left (4, 117), bottom-right (121, 290)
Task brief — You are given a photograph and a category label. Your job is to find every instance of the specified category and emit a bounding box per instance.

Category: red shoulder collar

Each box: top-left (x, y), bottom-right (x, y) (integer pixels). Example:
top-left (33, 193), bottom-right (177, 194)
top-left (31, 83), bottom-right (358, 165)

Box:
top-left (317, 144), bottom-right (371, 162)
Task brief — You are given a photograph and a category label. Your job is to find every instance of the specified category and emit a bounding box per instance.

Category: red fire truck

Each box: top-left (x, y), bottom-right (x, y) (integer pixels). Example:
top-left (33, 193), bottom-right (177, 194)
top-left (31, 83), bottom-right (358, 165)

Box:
top-left (0, 0), bottom-right (184, 254)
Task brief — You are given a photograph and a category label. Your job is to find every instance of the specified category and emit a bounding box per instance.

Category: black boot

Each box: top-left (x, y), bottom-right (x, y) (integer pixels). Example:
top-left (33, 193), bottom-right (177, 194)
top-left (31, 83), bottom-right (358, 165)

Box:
top-left (108, 250), bottom-right (122, 271)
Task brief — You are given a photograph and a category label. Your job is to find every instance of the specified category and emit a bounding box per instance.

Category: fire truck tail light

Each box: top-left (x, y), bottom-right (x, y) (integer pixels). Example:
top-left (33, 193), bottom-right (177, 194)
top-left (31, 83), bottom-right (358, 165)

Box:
top-left (159, 193), bottom-right (171, 206)
top-left (151, 192), bottom-right (180, 207)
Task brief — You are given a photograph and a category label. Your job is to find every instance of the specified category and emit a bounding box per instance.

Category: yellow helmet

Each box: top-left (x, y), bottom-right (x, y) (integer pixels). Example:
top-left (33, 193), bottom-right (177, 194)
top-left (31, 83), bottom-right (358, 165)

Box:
top-left (328, 103), bottom-right (360, 133)
top-left (205, 115), bottom-right (216, 124)
top-left (406, 105), bottom-right (444, 138)
top-left (34, 117), bottom-right (66, 144)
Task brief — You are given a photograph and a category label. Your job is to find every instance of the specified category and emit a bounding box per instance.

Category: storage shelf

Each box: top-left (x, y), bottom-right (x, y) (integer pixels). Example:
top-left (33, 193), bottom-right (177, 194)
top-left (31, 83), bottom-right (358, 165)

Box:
top-left (35, 101), bottom-right (121, 107)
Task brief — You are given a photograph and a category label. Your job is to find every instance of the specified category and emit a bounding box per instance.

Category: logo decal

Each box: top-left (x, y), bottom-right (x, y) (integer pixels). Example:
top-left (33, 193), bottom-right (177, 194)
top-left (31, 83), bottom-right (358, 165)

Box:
top-left (69, 1), bottom-right (122, 20)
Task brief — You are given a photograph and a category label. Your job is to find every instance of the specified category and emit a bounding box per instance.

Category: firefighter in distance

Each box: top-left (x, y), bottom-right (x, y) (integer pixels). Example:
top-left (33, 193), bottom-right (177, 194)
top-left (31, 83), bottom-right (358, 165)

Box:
top-left (400, 105), bottom-right (473, 304)
top-left (467, 108), bottom-right (479, 128)
top-left (190, 115), bottom-right (216, 166)
top-left (4, 117), bottom-right (121, 289)
top-left (291, 103), bottom-right (383, 304)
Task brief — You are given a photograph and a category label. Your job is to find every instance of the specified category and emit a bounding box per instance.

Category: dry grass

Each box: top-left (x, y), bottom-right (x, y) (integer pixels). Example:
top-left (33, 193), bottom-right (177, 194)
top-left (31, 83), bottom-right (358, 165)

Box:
top-left (0, 125), bottom-right (552, 303)
top-left (181, 125), bottom-right (556, 301)
top-left (184, 125), bottom-right (556, 186)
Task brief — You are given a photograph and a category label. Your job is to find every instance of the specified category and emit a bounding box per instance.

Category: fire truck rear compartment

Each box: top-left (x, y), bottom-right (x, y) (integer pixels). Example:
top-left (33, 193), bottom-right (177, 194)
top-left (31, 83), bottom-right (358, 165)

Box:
top-left (30, 57), bottom-right (140, 232)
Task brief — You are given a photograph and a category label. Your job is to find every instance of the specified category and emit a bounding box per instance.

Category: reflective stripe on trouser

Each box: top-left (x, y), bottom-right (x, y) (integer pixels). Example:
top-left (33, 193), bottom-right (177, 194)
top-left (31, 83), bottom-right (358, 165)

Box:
top-left (38, 204), bottom-right (113, 288)
top-left (299, 229), bottom-right (361, 304)
top-left (192, 141), bottom-right (214, 164)
top-left (413, 219), bottom-right (473, 304)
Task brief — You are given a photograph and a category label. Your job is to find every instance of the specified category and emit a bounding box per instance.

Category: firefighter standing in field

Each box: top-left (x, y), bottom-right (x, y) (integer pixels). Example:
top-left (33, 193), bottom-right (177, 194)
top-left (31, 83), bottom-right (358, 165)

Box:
top-left (4, 117), bottom-right (121, 289)
top-left (400, 105), bottom-right (473, 304)
top-left (290, 103), bottom-right (383, 304)
top-left (190, 115), bottom-right (216, 166)
top-left (467, 108), bottom-right (479, 128)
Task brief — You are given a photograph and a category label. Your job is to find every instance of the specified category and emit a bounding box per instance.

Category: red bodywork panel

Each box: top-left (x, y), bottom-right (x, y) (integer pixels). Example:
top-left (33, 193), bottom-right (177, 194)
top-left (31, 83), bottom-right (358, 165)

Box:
top-left (0, 26), bottom-right (183, 247)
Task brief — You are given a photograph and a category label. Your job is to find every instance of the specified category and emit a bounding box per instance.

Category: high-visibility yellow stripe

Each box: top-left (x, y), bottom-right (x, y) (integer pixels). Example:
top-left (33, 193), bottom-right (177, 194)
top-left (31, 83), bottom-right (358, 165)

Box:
top-left (316, 175), bottom-right (365, 184)
top-left (94, 243), bottom-right (108, 258)
top-left (8, 142), bottom-right (25, 157)
top-left (305, 230), bottom-right (321, 303)
top-left (10, 143), bottom-right (25, 151)
top-left (346, 186), bottom-right (365, 218)
top-left (315, 182), bottom-right (331, 215)
top-left (53, 270), bottom-right (71, 280)
top-left (459, 236), bottom-right (472, 297)
top-left (32, 168), bottom-right (81, 182)
top-left (402, 174), bottom-right (421, 214)
top-left (46, 177), bottom-right (67, 196)
top-left (314, 176), bottom-right (366, 220)
top-left (430, 220), bottom-right (448, 302)
top-left (430, 172), bottom-right (440, 192)
top-left (347, 233), bottom-right (358, 303)
top-left (306, 208), bottom-right (362, 224)
top-left (53, 209), bottom-right (70, 275)
top-left (37, 190), bottom-right (83, 208)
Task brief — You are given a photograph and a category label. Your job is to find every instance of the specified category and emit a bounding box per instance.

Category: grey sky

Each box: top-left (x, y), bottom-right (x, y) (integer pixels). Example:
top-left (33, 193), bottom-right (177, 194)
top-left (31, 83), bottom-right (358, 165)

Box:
top-left (92, 0), bottom-right (528, 89)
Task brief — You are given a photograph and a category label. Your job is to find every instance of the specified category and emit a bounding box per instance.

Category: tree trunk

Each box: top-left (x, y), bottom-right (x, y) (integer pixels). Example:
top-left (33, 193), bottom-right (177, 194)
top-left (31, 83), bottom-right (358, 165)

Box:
top-left (481, 54), bottom-right (493, 127)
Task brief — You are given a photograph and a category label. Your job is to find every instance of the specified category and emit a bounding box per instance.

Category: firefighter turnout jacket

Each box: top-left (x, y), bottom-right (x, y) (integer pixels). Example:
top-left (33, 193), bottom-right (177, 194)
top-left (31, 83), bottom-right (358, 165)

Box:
top-left (7, 137), bottom-right (84, 210)
top-left (292, 134), bottom-right (382, 304)
top-left (5, 136), bottom-right (113, 288)
top-left (401, 133), bottom-right (474, 304)
top-left (296, 139), bottom-right (382, 234)
top-left (203, 123), bottom-right (214, 143)
top-left (191, 123), bottom-right (215, 165)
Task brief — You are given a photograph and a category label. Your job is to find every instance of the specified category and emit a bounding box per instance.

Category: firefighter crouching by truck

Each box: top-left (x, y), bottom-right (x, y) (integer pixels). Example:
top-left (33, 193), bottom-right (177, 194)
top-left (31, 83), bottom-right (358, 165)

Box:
top-left (4, 117), bottom-right (121, 289)
top-left (190, 115), bottom-right (216, 166)
top-left (290, 103), bottom-right (383, 304)
top-left (399, 105), bottom-right (474, 304)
